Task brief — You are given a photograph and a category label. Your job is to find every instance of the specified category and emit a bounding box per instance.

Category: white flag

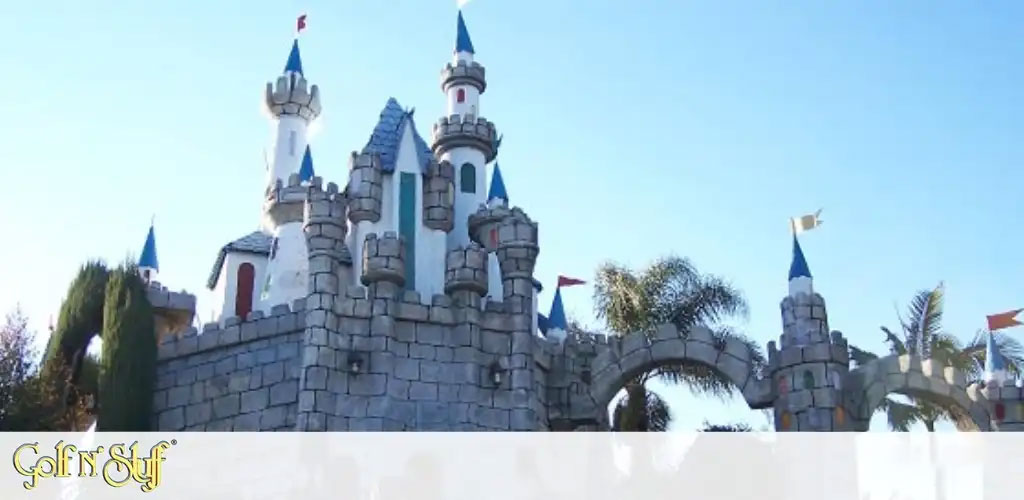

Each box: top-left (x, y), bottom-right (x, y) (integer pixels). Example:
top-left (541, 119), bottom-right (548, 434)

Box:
top-left (790, 209), bottom-right (823, 234)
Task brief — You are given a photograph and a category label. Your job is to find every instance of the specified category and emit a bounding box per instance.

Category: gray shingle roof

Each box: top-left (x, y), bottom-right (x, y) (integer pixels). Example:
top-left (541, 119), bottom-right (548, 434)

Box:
top-left (362, 98), bottom-right (435, 173)
top-left (206, 231), bottom-right (273, 289)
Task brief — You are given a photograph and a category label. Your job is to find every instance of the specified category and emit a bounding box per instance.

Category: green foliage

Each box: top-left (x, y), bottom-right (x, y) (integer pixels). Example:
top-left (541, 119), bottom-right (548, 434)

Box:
top-left (593, 255), bottom-right (759, 431)
top-left (611, 384), bottom-right (671, 432)
top-left (98, 265), bottom-right (156, 431)
top-left (0, 308), bottom-right (90, 431)
top-left (45, 261), bottom-right (109, 372)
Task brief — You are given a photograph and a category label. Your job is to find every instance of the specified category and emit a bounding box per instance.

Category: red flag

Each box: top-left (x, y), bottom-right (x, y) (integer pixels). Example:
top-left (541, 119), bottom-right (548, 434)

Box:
top-left (987, 309), bottom-right (1023, 331)
top-left (297, 14), bottom-right (307, 33)
top-left (557, 275), bottom-right (586, 288)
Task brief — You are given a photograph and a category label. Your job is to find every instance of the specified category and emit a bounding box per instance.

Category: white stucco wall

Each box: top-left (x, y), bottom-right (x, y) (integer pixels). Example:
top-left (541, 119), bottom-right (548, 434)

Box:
top-left (211, 252), bottom-right (269, 323)
top-left (266, 114), bottom-right (308, 188)
top-left (394, 125), bottom-right (446, 298)
top-left (444, 147), bottom-right (487, 249)
top-left (259, 222), bottom-right (308, 312)
top-left (446, 84), bottom-right (480, 117)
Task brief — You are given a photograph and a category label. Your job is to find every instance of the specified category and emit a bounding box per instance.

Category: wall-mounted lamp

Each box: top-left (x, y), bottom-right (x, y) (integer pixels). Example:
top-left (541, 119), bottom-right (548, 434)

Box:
top-left (344, 351), bottom-right (365, 374)
top-left (489, 361), bottom-right (505, 386)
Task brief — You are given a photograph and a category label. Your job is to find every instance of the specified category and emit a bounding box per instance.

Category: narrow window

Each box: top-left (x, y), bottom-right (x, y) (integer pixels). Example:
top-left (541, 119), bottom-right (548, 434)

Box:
top-left (270, 238), bottom-right (279, 260)
top-left (460, 163), bottom-right (476, 193)
top-left (399, 173), bottom-right (417, 290)
top-left (456, 88), bottom-right (466, 103)
top-left (289, 131), bottom-right (297, 156)
top-left (235, 263), bottom-right (255, 318)
top-left (802, 370), bottom-right (815, 390)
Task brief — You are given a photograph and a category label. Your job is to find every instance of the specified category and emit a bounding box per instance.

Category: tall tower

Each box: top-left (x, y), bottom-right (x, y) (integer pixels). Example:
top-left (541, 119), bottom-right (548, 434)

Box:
top-left (262, 39), bottom-right (322, 200)
top-left (259, 37), bottom-right (321, 311)
top-left (432, 11), bottom-right (499, 249)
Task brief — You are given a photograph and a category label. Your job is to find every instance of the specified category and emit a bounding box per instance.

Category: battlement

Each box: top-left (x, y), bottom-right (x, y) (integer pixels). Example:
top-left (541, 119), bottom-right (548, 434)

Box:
top-left (780, 291), bottom-right (831, 348)
top-left (361, 232), bottom-right (406, 296)
top-left (468, 204), bottom-right (514, 250)
top-left (975, 379), bottom-right (1024, 430)
top-left (445, 244), bottom-right (488, 307)
top-left (263, 74), bottom-right (322, 122)
top-left (423, 160), bottom-right (455, 231)
top-left (347, 152), bottom-right (384, 224)
top-left (440, 60), bottom-right (487, 93)
top-left (431, 114), bottom-right (498, 161)
top-left (262, 173), bottom-right (319, 229)
top-left (146, 282), bottom-right (197, 343)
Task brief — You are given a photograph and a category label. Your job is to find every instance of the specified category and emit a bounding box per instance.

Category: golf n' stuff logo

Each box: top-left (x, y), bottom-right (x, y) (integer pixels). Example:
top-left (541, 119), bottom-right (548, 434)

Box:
top-left (12, 439), bottom-right (176, 493)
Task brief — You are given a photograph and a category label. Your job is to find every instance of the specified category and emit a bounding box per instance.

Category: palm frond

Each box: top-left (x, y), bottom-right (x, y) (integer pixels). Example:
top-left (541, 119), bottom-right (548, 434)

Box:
top-left (848, 344), bottom-right (879, 367)
top-left (653, 326), bottom-right (767, 399)
top-left (882, 397), bottom-right (922, 432)
top-left (903, 286), bottom-right (944, 356)
top-left (960, 330), bottom-right (1024, 381)
top-left (881, 326), bottom-right (908, 355)
top-left (593, 263), bottom-right (647, 335)
top-left (611, 384), bottom-right (671, 432)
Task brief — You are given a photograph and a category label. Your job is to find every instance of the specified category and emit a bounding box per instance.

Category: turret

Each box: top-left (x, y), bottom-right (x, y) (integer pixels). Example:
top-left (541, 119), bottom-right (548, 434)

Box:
top-left (769, 237), bottom-right (851, 431)
top-left (433, 11), bottom-right (499, 249)
top-left (260, 166), bottom-right (323, 311)
top-left (138, 223), bottom-right (159, 284)
top-left (263, 39), bottom-right (322, 195)
top-left (494, 208), bottom-right (539, 314)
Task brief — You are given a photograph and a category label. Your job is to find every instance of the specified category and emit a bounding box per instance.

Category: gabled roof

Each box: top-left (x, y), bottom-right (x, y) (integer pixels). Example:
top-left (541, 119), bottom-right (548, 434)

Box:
top-left (488, 163), bottom-right (508, 202)
top-left (789, 235), bottom-right (812, 280)
top-left (361, 98), bottom-right (435, 173)
top-left (139, 225), bottom-right (159, 271)
top-left (284, 39), bottom-right (303, 75)
top-left (299, 145), bottom-right (315, 181)
top-left (455, 11), bottom-right (475, 54)
top-left (206, 231), bottom-right (273, 289)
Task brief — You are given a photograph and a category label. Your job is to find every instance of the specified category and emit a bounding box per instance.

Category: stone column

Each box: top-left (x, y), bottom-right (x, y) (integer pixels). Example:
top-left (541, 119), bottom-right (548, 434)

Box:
top-left (361, 232), bottom-right (405, 300)
top-left (443, 244), bottom-right (488, 308)
top-left (295, 178), bottom-right (346, 431)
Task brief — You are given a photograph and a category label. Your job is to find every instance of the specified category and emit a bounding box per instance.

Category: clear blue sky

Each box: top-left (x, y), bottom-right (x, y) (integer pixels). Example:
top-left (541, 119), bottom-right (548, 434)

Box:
top-left (1, 0), bottom-right (1022, 431)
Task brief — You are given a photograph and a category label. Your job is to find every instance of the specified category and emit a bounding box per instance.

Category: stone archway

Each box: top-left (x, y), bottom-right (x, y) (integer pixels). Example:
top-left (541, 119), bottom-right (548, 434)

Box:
top-left (576, 324), bottom-right (772, 429)
top-left (845, 354), bottom-right (991, 431)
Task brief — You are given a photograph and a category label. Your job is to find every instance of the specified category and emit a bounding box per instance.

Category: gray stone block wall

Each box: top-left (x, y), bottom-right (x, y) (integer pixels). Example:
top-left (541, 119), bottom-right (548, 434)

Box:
top-left (423, 160), bottom-right (455, 231)
top-left (346, 152), bottom-right (383, 224)
top-left (263, 74), bottom-right (321, 122)
top-left (152, 303), bottom-right (307, 431)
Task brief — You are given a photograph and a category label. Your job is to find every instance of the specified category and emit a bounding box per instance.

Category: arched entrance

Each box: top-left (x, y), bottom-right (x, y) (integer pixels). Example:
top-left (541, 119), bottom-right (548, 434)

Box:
top-left (845, 354), bottom-right (991, 431)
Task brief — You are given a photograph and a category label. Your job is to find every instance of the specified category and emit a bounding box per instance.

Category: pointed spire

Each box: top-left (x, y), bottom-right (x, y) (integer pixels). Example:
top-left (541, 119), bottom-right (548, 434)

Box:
top-left (488, 163), bottom-right (508, 203)
top-left (299, 145), bottom-right (315, 182)
top-left (547, 288), bottom-right (568, 332)
top-left (284, 39), bottom-right (303, 75)
top-left (789, 235), bottom-right (812, 280)
top-left (455, 11), bottom-right (475, 54)
top-left (139, 224), bottom-right (159, 271)
top-left (985, 332), bottom-right (1008, 385)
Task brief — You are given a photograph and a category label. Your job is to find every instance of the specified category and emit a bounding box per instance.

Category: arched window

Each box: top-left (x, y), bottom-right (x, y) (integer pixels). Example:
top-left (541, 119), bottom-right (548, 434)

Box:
top-left (235, 263), bottom-right (255, 319)
top-left (802, 370), bottom-right (815, 390)
top-left (456, 88), bottom-right (466, 103)
top-left (460, 163), bottom-right (476, 193)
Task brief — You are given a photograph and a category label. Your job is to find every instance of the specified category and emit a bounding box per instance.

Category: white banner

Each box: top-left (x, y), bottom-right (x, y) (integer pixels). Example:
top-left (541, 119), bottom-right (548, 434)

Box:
top-left (0, 431), bottom-right (1015, 499)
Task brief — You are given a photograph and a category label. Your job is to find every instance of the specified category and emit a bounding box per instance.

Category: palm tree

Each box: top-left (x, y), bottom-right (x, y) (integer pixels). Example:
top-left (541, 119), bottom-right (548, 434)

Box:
top-left (849, 284), bottom-right (1024, 431)
top-left (594, 255), bottom-right (766, 431)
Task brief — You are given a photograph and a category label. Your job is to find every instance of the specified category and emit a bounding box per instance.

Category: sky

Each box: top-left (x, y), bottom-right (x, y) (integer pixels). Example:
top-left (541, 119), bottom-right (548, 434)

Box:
top-left (0, 0), bottom-right (1022, 432)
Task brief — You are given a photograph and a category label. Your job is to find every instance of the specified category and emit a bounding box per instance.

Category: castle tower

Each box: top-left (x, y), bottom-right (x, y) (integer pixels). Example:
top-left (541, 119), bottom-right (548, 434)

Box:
top-left (769, 236), bottom-right (851, 431)
top-left (138, 223), bottom-right (159, 284)
top-left (262, 38), bottom-right (322, 198)
top-left (259, 149), bottom-right (321, 311)
top-left (432, 11), bottom-right (499, 249)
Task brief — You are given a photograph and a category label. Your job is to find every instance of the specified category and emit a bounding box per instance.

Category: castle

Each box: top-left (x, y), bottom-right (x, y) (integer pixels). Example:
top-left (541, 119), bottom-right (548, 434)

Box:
top-left (138, 13), bottom-right (1022, 432)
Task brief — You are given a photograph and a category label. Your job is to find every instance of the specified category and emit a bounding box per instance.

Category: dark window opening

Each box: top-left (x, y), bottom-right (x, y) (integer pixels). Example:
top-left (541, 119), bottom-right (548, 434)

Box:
top-left (460, 163), bottom-right (476, 193)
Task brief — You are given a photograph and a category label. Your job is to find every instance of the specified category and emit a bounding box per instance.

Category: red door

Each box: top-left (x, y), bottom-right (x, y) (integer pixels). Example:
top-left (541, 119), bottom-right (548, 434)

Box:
top-left (235, 263), bottom-right (255, 318)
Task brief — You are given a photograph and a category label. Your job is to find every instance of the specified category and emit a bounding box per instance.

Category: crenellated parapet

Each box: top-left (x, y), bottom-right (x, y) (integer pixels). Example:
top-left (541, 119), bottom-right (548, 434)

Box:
top-left (440, 60), bottom-right (486, 93)
top-left (303, 177), bottom-right (351, 275)
top-left (263, 73), bottom-right (322, 122)
top-left (347, 152), bottom-right (384, 224)
top-left (444, 244), bottom-right (488, 307)
top-left (494, 208), bottom-right (539, 312)
top-left (468, 204), bottom-right (513, 252)
top-left (780, 292), bottom-right (831, 347)
top-left (361, 232), bottom-right (406, 298)
top-left (422, 159), bottom-right (455, 231)
top-left (263, 173), bottom-right (312, 230)
top-left (431, 114), bottom-right (499, 162)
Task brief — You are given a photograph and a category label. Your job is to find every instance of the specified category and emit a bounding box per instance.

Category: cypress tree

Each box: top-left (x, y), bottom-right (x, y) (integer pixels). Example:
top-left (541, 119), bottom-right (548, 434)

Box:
top-left (98, 265), bottom-right (156, 431)
top-left (45, 261), bottom-right (109, 371)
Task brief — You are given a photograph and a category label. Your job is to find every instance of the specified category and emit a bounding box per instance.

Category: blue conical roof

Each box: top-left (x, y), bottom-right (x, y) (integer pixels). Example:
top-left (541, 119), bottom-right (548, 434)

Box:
top-left (488, 163), bottom-right (508, 202)
top-left (139, 225), bottom-right (159, 271)
top-left (299, 146), bottom-right (315, 181)
top-left (455, 11), bottom-right (475, 54)
top-left (284, 39), bottom-right (303, 75)
top-left (548, 288), bottom-right (567, 331)
top-left (986, 332), bottom-right (1006, 374)
top-left (788, 235), bottom-right (812, 280)
top-left (537, 313), bottom-right (550, 334)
